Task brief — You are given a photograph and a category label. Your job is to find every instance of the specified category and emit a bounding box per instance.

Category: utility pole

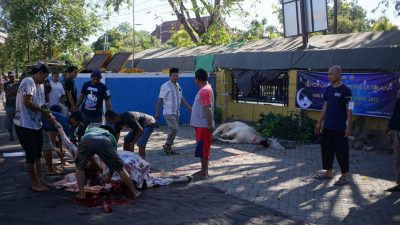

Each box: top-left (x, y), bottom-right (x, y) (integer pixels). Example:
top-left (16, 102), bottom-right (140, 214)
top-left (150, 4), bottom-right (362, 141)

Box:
top-left (26, 10), bottom-right (31, 62)
top-left (131, 0), bottom-right (135, 68)
top-left (47, 9), bottom-right (51, 60)
top-left (159, 24), bottom-right (162, 43)
top-left (333, 0), bottom-right (338, 34)
top-left (300, 0), bottom-right (308, 48)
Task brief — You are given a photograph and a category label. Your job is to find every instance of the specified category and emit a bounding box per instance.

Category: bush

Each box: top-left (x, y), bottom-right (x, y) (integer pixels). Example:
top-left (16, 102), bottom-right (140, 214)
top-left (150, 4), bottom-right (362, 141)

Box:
top-left (214, 107), bottom-right (223, 124)
top-left (255, 111), bottom-right (316, 143)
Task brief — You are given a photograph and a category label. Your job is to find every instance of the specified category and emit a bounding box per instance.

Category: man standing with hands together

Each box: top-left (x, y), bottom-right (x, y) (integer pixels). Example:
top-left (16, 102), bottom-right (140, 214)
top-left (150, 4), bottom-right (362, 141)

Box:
top-left (314, 65), bottom-right (353, 186)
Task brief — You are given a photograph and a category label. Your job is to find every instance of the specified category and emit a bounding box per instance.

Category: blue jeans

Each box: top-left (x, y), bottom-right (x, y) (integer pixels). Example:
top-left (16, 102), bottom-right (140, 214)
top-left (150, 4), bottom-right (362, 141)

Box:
top-left (124, 125), bottom-right (155, 148)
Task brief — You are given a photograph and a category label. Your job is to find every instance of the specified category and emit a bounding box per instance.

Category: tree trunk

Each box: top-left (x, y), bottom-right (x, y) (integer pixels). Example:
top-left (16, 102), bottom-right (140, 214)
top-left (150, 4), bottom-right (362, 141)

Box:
top-left (333, 0), bottom-right (338, 34)
top-left (168, 0), bottom-right (200, 43)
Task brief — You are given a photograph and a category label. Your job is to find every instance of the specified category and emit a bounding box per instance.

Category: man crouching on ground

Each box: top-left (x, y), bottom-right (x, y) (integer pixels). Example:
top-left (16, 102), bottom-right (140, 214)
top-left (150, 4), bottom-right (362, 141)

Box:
top-left (74, 125), bottom-right (141, 199)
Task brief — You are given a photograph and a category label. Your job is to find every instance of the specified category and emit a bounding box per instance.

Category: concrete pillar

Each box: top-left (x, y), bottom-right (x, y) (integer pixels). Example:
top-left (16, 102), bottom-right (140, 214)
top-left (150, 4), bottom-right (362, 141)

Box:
top-left (215, 69), bottom-right (233, 121)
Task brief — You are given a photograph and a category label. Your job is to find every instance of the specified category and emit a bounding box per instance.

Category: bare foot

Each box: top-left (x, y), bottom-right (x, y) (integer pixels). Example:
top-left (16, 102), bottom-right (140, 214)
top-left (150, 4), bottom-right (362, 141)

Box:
top-left (192, 172), bottom-right (208, 179)
top-left (38, 179), bottom-right (50, 187)
top-left (46, 167), bottom-right (63, 175)
top-left (62, 161), bottom-right (71, 167)
top-left (133, 191), bottom-right (142, 198)
top-left (76, 193), bottom-right (87, 199)
top-left (32, 183), bottom-right (49, 192)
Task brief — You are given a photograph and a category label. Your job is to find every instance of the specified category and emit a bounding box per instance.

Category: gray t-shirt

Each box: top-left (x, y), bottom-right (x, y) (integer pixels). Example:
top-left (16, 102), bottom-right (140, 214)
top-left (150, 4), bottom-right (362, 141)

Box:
top-left (190, 84), bottom-right (215, 128)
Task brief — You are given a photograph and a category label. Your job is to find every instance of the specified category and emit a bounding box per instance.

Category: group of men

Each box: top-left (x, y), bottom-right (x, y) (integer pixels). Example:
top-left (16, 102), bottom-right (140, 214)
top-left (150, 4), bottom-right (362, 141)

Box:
top-left (3, 61), bottom-right (399, 199)
top-left (7, 62), bottom-right (214, 198)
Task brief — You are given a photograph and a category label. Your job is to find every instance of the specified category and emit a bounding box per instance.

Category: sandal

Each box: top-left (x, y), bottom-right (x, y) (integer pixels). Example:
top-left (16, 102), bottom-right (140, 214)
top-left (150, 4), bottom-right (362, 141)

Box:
top-left (163, 145), bottom-right (179, 155)
top-left (385, 185), bottom-right (400, 192)
top-left (165, 149), bottom-right (179, 155)
top-left (333, 176), bottom-right (348, 186)
top-left (313, 173), bottom-right (333, 180)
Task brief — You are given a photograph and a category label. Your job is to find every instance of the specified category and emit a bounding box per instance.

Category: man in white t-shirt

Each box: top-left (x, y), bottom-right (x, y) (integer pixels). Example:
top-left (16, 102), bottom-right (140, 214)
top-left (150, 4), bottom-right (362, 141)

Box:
top-left (14, 62), bottom-right (52, 192)
top-left (155, 68), bottom-right (191, 155)
top-left (48, 71), bottom-right (65, 108)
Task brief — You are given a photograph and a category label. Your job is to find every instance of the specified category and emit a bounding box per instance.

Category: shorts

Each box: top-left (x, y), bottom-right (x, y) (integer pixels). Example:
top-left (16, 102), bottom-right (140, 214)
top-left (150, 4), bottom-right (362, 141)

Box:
top-left (15, 125), bottom-right (43, 164)
top-left (124, 125), bottom-right (155, 148)
top-left (42, 130), bottom-right (53, 151)
top-left (194, 127), bottom-right (212, 159)
top-left (75, 134), bottom-right (123, 171)
top-left (4, 107), bottom-right (15, 130)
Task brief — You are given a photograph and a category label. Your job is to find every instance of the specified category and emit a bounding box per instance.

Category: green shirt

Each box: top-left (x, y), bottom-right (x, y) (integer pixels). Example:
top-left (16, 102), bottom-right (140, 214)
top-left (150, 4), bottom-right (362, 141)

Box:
top-left (82, 127), bottom-right (117, 149)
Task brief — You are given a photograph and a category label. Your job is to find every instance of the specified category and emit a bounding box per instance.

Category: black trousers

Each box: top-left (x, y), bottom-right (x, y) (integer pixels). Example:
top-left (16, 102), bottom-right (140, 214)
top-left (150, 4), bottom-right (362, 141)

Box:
top-left (321, 129), bottom-right (349, 173)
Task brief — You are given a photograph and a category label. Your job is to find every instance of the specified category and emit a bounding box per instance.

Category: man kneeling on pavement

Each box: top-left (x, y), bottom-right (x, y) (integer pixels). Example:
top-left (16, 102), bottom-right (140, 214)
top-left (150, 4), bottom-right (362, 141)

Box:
top-left (56, 122), bottom-right (142, 199)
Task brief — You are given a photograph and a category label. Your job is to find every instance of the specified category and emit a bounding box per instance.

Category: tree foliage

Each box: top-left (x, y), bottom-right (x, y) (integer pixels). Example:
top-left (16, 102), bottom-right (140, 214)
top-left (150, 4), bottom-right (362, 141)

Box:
top-left (377, 0), bottom-right (400, 15)
top-left (167, 26), bottom-right (197, 48)
top-left (327, 0), bottom-right (371, 33)
top-left (273, 0), bottom-right (398, 36)
top-left (372, 16), bottom-right (398, 31)
top-left (0, 0), bottom-right (100, 69)
top-left (91, 22), bottom-right (160, 54)
top-left (104, 0), bottom-right (261, 45)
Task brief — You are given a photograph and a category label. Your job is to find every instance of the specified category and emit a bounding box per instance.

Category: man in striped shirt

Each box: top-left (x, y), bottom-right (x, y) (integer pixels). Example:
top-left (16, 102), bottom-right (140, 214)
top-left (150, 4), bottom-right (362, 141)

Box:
top-left (155, 68), bottom-right (192, 155)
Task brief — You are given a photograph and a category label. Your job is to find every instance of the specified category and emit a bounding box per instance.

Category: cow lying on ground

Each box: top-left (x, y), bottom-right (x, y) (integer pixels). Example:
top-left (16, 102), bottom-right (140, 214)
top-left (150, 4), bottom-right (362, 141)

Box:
top-left (212, 121), bottom-right (284, 149)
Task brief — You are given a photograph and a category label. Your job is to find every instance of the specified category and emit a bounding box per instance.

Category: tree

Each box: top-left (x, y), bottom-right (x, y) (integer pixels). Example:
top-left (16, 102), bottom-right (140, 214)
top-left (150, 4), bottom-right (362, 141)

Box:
top-left (273, 0), bottom-right (372, 35)
top-left (166, 26), bottom-right (196, 48)
top-left (377, 0), bottom-right (400, 15)
top-left (372, 16), bottom-right (398, 31)
top-left (328, 0), bottom-right (371, 34)
top-left (201, 23), bottom-right (231, 45)
top-left (104, 0), bottom-right (258, 44)
top-left (92, 22), bottom-right (160, 53)
top-left (1, 0), bottom-right (100, 67)
top-left (56, 45), bottom-right (93, 68)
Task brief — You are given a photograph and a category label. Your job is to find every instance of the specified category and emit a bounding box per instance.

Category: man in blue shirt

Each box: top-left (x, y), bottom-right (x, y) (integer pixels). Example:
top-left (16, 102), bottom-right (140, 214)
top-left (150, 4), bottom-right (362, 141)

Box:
top-left (314, 65), bottom-right (353, 186)
top-left (42, 111), bottom-right (83, 173)
top-left (76, 69), bottom-right (112, 140)
top-left (42, 111), bottom-right (83, 137)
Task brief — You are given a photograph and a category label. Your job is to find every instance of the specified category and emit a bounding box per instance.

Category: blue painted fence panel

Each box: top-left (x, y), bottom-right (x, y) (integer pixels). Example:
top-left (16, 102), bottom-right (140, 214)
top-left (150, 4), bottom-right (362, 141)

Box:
top-left (72, 73), bottom-right (196, 125)
top-left (60, 73), bottom-right (198, 125)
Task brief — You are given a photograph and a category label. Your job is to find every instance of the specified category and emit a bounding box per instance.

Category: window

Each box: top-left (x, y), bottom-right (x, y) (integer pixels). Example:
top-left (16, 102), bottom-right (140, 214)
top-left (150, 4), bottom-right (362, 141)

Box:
top-left (232, 73), bottom-right (289, 105)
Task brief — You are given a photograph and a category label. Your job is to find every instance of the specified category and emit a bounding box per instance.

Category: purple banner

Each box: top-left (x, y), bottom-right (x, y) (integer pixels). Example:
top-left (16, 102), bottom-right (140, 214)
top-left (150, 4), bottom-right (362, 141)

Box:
top-left (296, 71), bottom-right (400, 118)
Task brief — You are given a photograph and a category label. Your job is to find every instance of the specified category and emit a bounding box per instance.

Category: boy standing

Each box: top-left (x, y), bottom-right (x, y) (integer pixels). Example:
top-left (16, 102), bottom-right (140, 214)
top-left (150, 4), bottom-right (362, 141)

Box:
top-left (190, 69), bottom-right (214, 179)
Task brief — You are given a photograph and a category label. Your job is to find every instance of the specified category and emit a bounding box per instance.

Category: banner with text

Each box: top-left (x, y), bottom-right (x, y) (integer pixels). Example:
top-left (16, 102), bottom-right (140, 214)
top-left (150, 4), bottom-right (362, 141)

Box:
top-left (296, 71), bottom-right (400, 118)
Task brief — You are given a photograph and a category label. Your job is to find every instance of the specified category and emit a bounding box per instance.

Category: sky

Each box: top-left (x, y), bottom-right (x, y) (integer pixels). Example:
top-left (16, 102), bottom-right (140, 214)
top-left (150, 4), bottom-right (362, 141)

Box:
top-left (87, 0), bottom-right (400, 44)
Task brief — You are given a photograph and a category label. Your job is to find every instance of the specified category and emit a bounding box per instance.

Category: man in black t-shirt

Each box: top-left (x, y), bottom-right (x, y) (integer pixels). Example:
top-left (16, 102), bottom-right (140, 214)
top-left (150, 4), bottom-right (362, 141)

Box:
top-left (64, 65), bottom-right (78, 112)
top-left (314, 65), bottom-right (353, 186)
top-left (385, 90), bottom-right (400, 192)
top-left (76, 69), bottom-right (111, 140)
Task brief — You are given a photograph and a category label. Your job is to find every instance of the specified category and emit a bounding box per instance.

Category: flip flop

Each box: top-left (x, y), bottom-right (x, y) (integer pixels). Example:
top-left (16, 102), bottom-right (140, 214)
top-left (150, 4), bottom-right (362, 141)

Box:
top-left (313, 173), bottom-right (333, 180)
top-left (385, 185), bottom-right (400, 192)
top-left (160, 149), bottom-right (179, 155)
top-left (333, 176), bottom-right (348, 186)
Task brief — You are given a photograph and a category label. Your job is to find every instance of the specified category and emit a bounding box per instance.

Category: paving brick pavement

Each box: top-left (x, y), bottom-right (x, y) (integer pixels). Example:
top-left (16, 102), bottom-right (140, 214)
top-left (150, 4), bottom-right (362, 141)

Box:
top-left (144, 125), bottom-right (399, 225)
top-left (0, 104), bottom-right (399, 224)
